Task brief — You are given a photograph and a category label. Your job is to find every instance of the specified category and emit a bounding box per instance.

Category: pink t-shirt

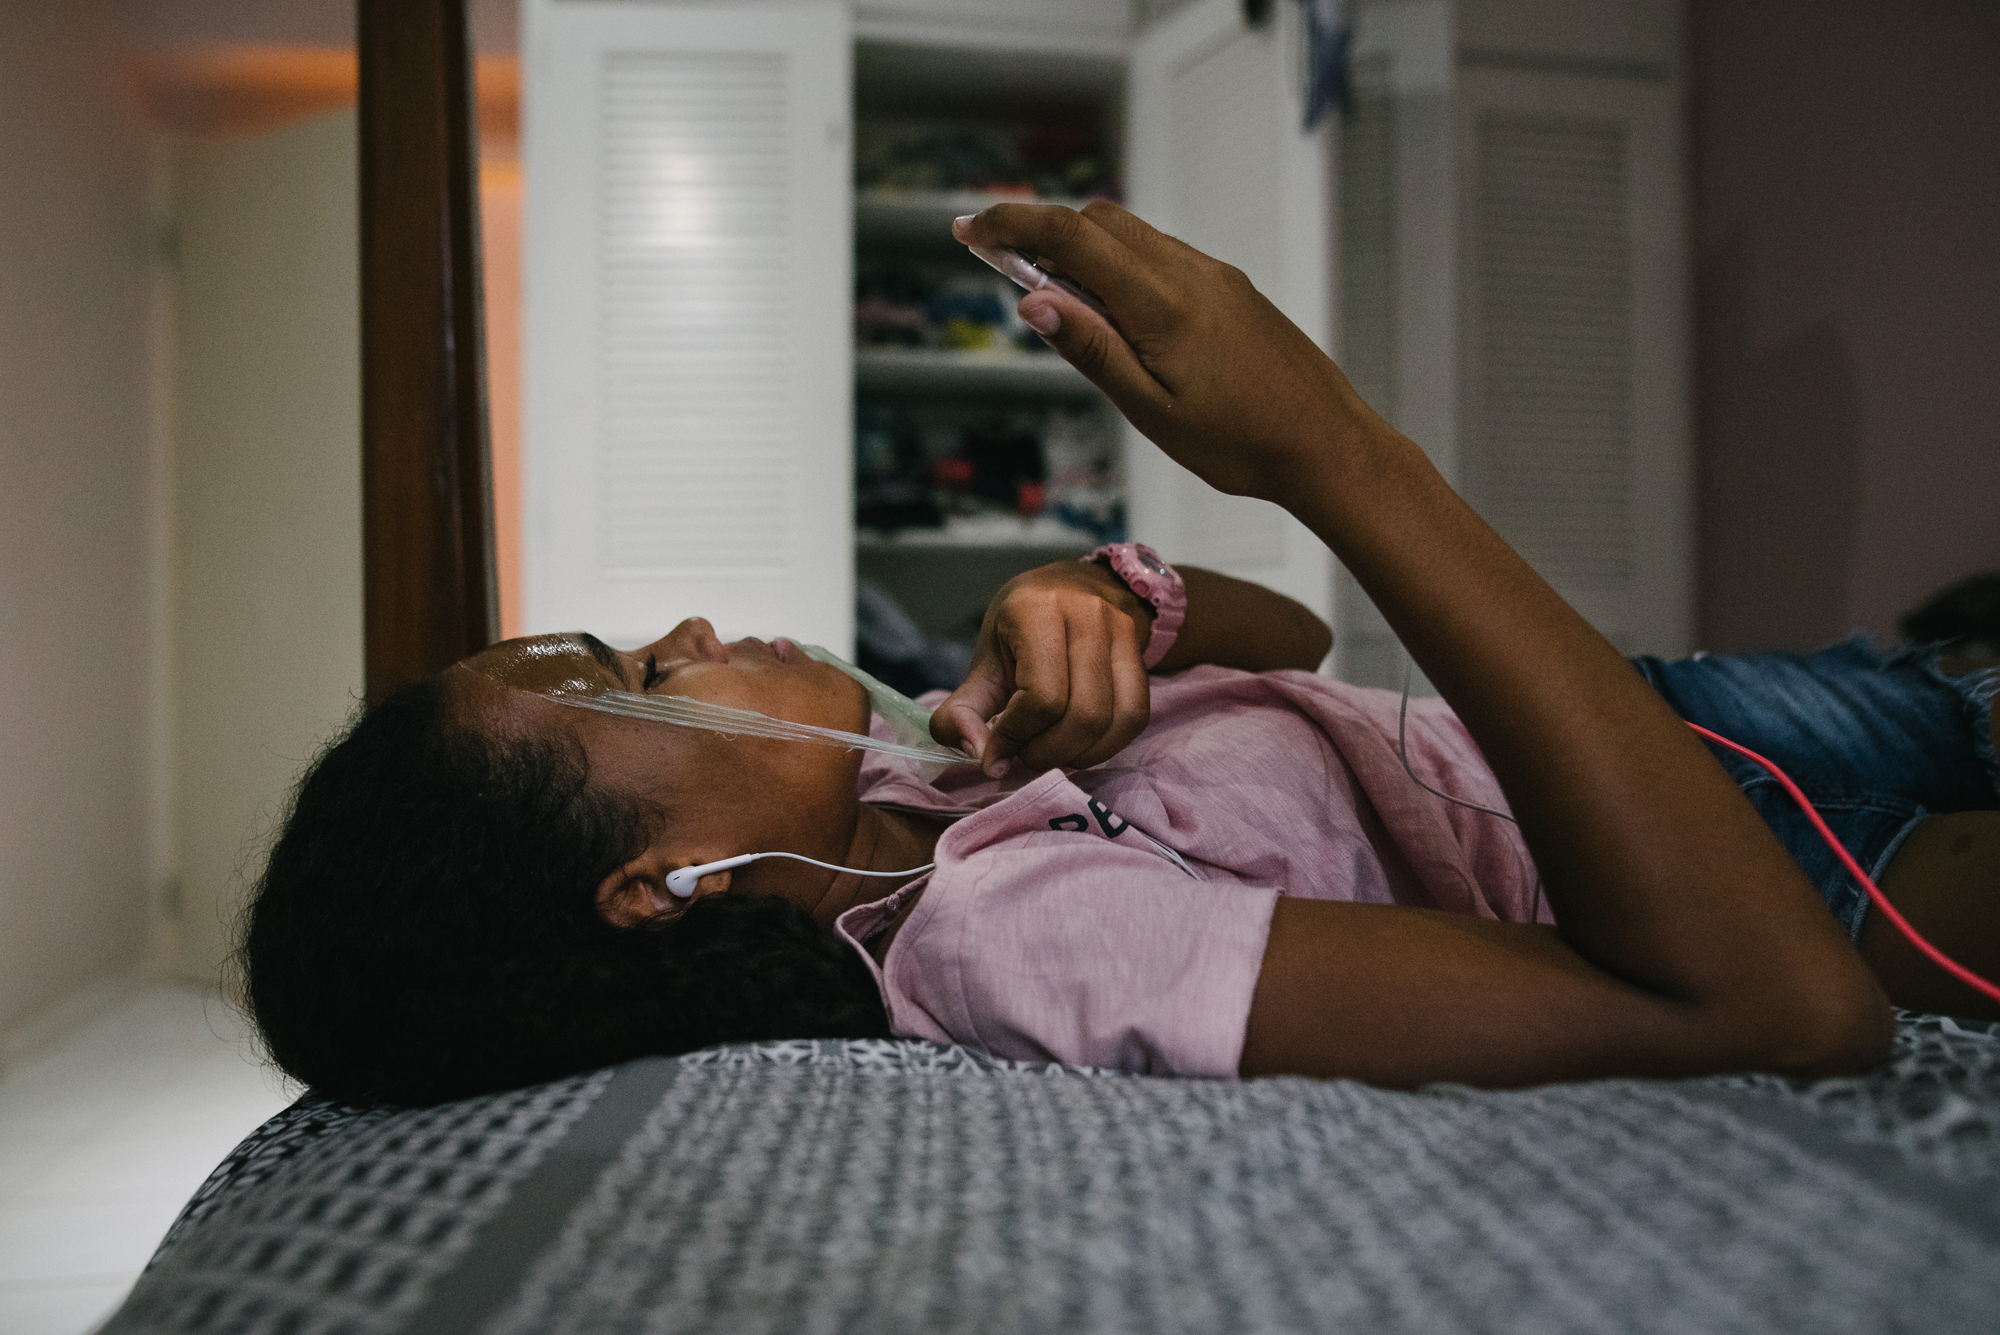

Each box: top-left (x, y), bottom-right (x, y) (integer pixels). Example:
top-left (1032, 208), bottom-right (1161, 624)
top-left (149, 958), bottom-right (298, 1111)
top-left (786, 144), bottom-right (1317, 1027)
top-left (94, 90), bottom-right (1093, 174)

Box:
top-left (836, 666), bottom-right (1547, 1079)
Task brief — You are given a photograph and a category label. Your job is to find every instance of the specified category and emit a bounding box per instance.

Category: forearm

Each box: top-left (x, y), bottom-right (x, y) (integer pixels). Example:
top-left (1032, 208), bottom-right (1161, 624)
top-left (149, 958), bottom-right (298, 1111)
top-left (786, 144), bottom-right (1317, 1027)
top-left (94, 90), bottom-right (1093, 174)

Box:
top-left (1284, 417), bottom-right (1886, 1058)
top-left (1150, 566), bottom-right (1330, 674)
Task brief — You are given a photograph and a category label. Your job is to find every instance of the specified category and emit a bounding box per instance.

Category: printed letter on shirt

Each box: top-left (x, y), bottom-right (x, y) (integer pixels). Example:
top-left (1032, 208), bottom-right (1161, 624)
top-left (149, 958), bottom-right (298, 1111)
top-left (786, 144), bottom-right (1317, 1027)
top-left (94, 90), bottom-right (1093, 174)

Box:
top-left (1088, 798), bottom-right (1130, 838)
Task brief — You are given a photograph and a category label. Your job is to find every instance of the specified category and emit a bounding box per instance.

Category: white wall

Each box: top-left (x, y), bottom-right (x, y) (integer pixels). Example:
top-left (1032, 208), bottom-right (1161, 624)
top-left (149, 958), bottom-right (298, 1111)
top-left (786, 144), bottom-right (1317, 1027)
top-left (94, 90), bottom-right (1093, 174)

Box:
top-left (169, 109), bottom-right (363, 986)
top-left (0, 1), bottom-right (154, 1036)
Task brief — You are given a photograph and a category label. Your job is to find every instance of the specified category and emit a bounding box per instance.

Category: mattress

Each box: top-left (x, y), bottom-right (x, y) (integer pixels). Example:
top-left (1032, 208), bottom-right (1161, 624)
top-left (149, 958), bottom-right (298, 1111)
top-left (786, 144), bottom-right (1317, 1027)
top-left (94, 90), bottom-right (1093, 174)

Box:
top-left (103, 1013), bottom-right (2000, 1334)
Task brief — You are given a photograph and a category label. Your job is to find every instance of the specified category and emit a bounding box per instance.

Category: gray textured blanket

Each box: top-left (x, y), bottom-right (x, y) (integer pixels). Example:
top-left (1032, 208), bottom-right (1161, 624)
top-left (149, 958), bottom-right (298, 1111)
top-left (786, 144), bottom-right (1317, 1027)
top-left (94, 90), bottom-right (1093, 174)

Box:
top-left (106, 1014), bottom-right (2000, 1334)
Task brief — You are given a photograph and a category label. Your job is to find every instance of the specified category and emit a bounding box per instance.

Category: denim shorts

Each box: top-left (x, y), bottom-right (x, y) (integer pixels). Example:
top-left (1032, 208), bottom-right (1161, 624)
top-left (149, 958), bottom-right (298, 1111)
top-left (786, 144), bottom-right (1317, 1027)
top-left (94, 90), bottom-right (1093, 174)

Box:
top-left (1630, 639), bottom-right (1999, 937)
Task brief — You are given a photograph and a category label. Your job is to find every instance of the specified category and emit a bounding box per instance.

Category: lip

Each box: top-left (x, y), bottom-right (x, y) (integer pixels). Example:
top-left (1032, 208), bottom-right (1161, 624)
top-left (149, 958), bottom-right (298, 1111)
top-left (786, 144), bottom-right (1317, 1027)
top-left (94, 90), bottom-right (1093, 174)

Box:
top-left (730, 636), bottom-right (793, 665)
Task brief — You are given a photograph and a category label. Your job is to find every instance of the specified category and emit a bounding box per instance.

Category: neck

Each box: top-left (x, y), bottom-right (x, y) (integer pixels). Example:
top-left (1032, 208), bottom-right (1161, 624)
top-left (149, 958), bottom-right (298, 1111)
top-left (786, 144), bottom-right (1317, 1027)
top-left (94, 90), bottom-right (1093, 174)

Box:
top-left (803, 802), bottom-right (947, 930)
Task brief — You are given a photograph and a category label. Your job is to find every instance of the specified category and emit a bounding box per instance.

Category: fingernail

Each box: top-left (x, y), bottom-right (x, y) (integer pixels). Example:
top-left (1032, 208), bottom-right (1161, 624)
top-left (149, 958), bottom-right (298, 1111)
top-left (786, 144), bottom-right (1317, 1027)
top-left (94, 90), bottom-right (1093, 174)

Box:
top-left (987, 758), bottom-right (1011, 779)
top-left (1021, 301), bottom-right (1061, 336)
top-left (951, 213), bottom-right (977, 238)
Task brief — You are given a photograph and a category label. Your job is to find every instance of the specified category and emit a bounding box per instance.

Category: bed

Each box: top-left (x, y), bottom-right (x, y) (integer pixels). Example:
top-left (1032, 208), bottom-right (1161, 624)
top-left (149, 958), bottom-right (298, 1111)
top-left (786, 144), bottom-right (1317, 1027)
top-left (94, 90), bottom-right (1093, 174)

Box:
top-left (102, 1015), bottom-right (2000, 1332)
top-left (99, 3), bottom-right (2000, 1329)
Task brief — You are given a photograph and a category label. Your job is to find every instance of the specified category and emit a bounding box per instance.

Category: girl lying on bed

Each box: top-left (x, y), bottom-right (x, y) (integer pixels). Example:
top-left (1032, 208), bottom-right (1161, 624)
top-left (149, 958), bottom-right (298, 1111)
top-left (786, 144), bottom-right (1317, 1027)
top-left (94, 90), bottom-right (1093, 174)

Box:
top-left (244, 203), bottom-right (2000, 1107)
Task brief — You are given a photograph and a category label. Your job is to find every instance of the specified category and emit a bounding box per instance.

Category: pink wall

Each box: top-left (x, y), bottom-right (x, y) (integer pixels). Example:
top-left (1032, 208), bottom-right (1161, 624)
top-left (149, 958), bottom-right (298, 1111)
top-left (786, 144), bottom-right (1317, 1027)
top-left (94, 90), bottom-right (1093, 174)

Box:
top-left (1690, 0), bottom-right (2000, 652)
top-left (482, 170), bottom-right (525, 640)
top-left (0, 2), bottom-right (153, 1032)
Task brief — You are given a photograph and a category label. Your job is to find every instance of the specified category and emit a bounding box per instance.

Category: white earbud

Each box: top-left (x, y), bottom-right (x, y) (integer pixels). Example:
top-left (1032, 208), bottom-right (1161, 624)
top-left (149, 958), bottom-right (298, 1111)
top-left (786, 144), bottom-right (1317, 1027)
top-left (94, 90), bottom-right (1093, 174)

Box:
top-left (665, 852), bottom-right (936, 898)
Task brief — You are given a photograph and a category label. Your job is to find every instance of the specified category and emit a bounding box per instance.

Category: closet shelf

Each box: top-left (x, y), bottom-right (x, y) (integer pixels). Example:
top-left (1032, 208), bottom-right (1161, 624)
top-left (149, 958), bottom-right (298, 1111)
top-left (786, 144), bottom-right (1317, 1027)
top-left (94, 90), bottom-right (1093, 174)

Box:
top-left (856, 347), bottom-right (1096, 396)
top-left (856, 522), bottom-right (1097, 552)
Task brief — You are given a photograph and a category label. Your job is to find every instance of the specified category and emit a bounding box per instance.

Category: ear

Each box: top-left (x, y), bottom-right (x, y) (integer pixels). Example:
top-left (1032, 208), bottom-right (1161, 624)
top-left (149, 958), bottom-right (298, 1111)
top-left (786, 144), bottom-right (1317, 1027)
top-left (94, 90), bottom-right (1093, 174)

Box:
top-left (594, 859), bottom-right (734, 927)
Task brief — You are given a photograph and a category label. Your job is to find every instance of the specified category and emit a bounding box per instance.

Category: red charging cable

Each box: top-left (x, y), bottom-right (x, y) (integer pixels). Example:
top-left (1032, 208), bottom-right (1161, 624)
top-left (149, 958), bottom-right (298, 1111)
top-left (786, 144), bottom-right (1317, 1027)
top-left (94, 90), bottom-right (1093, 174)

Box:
top-left (1686, 721), bottom-right (2000, 1006)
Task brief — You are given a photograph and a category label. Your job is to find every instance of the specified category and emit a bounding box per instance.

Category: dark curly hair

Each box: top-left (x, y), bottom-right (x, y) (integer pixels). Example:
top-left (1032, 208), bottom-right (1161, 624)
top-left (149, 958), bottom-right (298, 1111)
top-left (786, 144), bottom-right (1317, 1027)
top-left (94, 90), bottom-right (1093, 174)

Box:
top-left (243, 676), bottom-right (889, 1106)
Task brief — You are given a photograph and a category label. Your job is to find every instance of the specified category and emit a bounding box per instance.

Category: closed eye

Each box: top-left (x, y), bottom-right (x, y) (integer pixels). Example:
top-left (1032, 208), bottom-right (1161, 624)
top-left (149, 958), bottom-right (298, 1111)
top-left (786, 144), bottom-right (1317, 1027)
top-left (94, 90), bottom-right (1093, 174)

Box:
top-left (642, 654), bottom-right (666, 690)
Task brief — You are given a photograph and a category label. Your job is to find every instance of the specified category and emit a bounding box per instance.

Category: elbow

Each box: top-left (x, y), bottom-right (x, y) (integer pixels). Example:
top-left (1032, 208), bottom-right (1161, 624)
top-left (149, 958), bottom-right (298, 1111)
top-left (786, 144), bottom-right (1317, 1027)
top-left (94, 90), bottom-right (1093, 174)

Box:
top-left (1753, 981), bottom-right (1896, 1080)
top-left (1808, 986), bottom-right (1897, 1078)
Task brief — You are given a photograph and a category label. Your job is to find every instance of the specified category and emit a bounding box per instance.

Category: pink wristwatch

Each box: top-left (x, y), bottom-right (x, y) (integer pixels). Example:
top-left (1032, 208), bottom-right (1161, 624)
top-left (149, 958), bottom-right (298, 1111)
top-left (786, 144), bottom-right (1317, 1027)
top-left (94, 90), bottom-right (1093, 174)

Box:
top-left (1084, 542), bottom-right (1186, 669)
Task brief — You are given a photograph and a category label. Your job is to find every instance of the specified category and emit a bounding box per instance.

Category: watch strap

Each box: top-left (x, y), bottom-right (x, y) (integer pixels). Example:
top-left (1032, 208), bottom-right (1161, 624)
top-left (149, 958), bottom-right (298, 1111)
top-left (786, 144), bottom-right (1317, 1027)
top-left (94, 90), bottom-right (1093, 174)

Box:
top-left (1084, 542), bottom-right (1185, 669)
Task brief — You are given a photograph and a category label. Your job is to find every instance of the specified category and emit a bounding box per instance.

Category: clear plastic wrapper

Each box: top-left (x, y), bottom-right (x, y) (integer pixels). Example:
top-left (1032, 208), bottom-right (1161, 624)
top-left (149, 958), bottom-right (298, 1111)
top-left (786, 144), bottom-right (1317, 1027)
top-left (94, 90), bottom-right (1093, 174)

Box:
top-left (547, 642), bottom-right (973, 774)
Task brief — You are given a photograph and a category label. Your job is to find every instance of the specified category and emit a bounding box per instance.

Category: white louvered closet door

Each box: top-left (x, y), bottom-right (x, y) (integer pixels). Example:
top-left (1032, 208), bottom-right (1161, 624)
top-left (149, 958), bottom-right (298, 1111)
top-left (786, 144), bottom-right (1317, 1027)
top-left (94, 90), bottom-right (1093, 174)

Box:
top-left (523, 0), bottom-right (853, 652)
top-left (1455, 66), bottom-right (1691, 657)
top-left (1331, 1), bottom-right (1459, 690)
top-left (1125, 0), bottom-right (1335, 626)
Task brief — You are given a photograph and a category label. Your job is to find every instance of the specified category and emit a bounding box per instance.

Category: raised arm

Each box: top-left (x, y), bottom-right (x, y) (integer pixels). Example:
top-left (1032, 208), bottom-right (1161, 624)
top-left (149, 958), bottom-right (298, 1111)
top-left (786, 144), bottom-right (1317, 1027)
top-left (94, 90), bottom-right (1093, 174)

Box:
top-left (929, 557), bottom-right (1328, 774)
top-left (952, 201), bottom-right (1891, 1085)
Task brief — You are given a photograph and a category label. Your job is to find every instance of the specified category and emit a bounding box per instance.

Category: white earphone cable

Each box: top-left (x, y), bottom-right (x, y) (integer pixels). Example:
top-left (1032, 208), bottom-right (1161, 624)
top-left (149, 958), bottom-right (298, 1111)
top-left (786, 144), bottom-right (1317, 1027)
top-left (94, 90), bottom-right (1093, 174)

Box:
top-left (667, 851), bottom-right (935, 898)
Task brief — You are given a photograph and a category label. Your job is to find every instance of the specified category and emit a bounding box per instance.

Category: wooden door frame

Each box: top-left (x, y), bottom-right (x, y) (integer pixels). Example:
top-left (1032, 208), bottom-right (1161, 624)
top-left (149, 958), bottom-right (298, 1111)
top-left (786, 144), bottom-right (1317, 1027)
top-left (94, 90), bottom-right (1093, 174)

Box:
top-left (358, 0), bottom-right (498, 704)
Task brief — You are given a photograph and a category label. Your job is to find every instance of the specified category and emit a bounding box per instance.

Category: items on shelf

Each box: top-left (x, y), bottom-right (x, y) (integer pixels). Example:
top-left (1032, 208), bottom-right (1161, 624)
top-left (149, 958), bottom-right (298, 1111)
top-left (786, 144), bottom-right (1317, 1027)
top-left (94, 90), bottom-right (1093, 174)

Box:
top-left (856, 118), bottom-right (1118, 200)
top-left (855, 398), bottom-right (1126, 545)
top-left (856, 260), bottom-right (1045, 353)
top-left (854, 578), bottom-right (975, 698)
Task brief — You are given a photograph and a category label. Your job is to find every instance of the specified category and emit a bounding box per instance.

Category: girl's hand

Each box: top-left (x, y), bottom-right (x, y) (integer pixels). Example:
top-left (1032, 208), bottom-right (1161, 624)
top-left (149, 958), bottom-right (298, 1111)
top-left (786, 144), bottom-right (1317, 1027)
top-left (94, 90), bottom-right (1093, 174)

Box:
top-left (952, 202), bottom-right (1376, 503)
top-left (929, 560), bottom-right (1153, 777)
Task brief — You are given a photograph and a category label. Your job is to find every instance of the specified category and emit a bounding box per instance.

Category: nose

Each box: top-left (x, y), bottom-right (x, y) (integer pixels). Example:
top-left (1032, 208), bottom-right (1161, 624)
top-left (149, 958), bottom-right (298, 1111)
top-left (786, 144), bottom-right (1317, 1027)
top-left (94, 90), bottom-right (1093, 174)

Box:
top-left (638, 617), bottom-right (728, 666)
